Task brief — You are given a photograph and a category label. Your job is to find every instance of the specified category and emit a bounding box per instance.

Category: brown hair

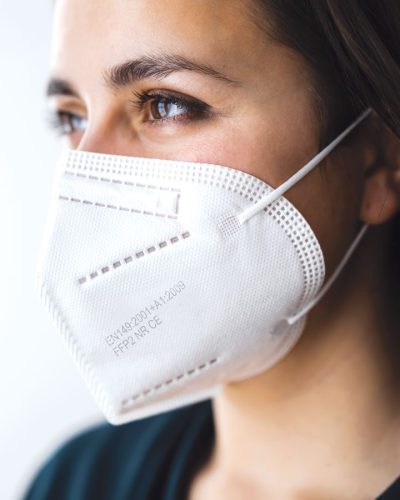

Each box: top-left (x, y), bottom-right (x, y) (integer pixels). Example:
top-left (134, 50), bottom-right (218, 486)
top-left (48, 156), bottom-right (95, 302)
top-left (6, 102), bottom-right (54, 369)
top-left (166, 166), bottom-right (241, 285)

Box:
top-left (251, 0), bottom-right (400, 141)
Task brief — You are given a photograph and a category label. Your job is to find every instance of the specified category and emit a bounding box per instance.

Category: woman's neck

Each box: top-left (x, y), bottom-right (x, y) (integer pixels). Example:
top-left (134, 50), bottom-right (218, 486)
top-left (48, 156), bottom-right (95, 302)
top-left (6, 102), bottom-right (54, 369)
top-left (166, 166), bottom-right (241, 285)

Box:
top-left (195, 222), bottom-right (400, 499)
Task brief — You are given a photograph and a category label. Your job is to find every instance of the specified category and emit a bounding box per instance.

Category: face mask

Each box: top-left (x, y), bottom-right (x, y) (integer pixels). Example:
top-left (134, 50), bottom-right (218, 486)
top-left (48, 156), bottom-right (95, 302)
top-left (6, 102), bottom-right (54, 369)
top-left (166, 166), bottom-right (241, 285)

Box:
top-left (37, 108), bottom-right (371, 425)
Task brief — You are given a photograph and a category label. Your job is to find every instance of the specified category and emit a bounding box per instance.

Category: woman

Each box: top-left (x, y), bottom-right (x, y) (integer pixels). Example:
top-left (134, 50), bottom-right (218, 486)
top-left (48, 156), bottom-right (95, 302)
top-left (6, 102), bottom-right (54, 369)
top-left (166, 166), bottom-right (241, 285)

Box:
top-left (23, 0), bottom-right (400, 499)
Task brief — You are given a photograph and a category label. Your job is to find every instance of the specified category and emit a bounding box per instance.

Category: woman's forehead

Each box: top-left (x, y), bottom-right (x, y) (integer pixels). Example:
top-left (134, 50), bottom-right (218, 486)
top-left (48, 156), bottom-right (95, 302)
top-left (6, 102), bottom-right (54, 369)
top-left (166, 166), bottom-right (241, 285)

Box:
top-left (50, 0), bottom-right (275, 83)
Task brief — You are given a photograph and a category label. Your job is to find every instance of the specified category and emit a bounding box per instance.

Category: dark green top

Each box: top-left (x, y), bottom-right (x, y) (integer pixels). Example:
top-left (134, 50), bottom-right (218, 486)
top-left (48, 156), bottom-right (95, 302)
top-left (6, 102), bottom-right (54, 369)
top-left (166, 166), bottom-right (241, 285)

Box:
top-left (22, 399), bottom-right (400, 500)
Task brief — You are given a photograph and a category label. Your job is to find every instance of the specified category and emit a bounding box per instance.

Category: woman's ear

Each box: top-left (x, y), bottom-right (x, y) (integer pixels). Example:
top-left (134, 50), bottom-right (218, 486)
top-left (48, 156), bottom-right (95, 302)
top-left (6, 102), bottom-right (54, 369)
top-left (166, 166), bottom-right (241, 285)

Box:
top-left (360, 115), bottom-right (400, 225)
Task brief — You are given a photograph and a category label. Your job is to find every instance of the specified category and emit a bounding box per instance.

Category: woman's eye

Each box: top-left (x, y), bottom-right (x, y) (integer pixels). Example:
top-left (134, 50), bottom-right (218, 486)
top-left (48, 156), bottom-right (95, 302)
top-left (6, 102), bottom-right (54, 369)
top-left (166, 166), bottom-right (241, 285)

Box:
top-left (48, 110), bottom-right (88, 136)
top-left (130, 90), bottom-right (212, 125)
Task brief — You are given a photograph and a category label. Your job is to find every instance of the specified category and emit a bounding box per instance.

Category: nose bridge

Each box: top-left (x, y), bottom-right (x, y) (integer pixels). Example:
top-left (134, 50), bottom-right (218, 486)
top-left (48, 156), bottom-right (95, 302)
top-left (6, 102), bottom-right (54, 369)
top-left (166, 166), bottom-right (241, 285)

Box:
top-left (77, 129), bottom-right (117, 156)
top-left (77, 125), bottom-right (140, 157)
top-left (76, 101), bottom-right (144, 157)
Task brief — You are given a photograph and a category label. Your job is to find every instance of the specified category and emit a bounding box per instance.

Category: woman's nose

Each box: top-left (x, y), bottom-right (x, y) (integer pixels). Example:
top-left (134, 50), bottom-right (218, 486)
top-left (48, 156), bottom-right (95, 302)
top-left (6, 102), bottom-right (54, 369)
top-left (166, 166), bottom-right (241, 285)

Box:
top-left (76, 111), bottom-right (145, 157)
top-left (77, 129), bottom-right (141, 157)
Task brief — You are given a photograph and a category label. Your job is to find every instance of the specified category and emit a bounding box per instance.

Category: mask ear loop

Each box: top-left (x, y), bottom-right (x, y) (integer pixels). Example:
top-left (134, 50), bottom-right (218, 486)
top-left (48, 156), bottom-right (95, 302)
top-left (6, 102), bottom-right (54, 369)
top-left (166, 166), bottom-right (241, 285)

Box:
top-left (237, 108), bottom-right (372, 225)
top-left (286, 221), bottom-right (369, 325)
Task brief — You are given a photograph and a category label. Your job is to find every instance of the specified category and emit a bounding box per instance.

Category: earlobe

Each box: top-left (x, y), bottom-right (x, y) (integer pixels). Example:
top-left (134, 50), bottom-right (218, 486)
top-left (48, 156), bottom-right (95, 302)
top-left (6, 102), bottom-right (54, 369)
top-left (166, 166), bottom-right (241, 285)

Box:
top-left (360, 167), bottom-right (400, 224)
top-left (359, 119), bottom-right (400, 225)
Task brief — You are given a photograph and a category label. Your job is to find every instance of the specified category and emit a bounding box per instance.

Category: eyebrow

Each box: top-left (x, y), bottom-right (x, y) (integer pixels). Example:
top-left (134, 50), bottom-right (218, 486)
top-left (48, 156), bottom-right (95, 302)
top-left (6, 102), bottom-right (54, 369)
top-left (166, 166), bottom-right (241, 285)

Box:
top-left (46, 78), bottom-right (78, 98)
top-left (105, 53), bottom-right (241, 88)
top-left (46, 53), bottom-right (241, 97)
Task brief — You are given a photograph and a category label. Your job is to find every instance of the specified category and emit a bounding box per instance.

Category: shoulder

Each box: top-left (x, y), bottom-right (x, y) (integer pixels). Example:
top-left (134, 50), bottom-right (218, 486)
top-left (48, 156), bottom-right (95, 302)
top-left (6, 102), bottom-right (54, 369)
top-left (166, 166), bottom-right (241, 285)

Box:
top-left (22, 399), bottom-right (212, 500)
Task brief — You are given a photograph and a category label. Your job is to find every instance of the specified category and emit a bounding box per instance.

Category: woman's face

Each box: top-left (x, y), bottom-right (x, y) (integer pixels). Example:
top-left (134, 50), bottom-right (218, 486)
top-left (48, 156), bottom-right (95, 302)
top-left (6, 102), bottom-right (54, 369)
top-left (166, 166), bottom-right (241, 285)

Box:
top-left (48, 0), bottom-right (370, 278)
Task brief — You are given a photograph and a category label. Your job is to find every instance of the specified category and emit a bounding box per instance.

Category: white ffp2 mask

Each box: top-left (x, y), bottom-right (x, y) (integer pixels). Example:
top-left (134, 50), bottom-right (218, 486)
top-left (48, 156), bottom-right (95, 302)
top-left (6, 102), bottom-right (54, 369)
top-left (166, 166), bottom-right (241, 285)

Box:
top-left (37, 109), bottom-right (371, 424)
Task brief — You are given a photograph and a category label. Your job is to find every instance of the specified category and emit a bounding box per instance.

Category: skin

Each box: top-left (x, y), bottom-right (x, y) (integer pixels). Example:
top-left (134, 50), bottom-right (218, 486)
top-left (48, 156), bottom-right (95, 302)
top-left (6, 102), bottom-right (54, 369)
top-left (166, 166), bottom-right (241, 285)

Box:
top-left (49, 1), bottom-right (400, 498)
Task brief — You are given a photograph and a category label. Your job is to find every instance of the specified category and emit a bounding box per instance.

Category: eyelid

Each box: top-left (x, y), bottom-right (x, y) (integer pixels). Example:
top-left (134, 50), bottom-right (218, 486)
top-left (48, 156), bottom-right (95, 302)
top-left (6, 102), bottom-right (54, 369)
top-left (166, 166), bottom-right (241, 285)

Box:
top-left (132, 86), bottom-right (206, 102)
top-left (47, 94), bottom-right (86, 114)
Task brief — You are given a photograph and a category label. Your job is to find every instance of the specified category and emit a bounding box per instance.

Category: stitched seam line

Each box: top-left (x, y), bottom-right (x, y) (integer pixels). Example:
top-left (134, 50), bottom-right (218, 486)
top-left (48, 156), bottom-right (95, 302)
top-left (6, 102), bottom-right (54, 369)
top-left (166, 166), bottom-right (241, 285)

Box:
top-left (65, 152), bottom-right (263, 194)
top-left (65, 154), bottom-right (278, 209)
top-left (59, 195), bottom-right (179, 219)
top-left (77, 231), bottom-right (191, 285)
top-left (64, 170), bottom-right (181, 192)
top-left (121, 357), bottom-right (218, 408)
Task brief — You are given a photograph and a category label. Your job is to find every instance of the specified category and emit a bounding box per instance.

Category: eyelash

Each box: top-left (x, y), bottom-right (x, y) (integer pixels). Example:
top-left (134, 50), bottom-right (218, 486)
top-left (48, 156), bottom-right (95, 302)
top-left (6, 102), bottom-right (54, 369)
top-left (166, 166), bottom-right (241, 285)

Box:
top-left (47, 90), bottom-right (212, 136)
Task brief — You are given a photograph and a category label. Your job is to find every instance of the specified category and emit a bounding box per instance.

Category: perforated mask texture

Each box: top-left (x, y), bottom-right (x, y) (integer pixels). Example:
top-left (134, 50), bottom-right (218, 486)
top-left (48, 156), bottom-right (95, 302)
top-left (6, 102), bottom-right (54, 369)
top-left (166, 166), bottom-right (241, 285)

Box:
top-left (37, 149), bottom-right (325, 424)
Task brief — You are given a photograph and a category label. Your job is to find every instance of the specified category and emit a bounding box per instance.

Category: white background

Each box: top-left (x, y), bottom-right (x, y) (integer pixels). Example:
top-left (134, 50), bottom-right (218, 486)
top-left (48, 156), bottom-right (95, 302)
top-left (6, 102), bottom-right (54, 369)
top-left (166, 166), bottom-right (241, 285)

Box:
top-left (0, 3), bottom-right (104, 499)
